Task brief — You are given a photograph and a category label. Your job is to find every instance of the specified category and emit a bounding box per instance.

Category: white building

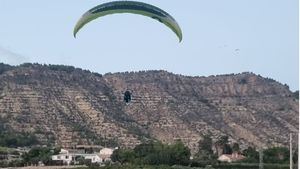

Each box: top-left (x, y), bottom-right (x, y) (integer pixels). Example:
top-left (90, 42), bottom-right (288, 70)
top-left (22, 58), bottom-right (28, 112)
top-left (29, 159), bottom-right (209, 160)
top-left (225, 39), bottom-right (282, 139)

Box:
top-left (52, 147), bottom-right (116, 165)
top-left (83, 154), bottom-right (103, 163)
top-left (51, 152), bottom-right (73, 165)
top-left (217, 153), bottom-right (245, 163)
top-left (99, 148), bottom-right (115, 162)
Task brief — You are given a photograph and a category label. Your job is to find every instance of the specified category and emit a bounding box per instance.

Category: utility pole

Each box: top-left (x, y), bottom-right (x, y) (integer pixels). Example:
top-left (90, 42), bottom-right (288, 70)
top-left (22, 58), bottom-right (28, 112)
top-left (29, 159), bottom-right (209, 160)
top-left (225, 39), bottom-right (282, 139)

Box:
top-left (290, 133), bottom-right (293, 169)
top-left (259, 147), bottom-right (263, 169)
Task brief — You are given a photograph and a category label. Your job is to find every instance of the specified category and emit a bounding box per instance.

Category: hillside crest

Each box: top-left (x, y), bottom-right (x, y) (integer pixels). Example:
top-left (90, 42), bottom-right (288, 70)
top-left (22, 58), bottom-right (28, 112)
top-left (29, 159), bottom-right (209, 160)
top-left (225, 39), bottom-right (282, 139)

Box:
top-left (0, 63), bottom-right (298, 153)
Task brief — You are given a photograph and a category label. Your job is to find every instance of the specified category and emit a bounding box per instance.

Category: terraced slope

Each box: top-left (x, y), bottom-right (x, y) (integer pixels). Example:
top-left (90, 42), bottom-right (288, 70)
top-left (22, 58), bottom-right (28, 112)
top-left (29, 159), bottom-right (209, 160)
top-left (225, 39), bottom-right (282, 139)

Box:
top-left (0, 63), bottom-right (298, 153)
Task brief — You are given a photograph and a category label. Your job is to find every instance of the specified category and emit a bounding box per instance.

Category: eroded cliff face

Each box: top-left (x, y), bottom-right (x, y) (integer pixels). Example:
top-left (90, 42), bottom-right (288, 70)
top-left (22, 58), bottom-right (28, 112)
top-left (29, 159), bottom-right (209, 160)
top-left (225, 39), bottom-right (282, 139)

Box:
top-left (0, 64), bottom-right (298, 153)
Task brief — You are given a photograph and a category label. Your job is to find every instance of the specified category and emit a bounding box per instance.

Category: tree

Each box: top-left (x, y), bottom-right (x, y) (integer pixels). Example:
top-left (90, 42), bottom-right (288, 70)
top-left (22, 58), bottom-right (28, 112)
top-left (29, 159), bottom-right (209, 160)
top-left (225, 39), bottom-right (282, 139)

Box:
top-left (111, 149), bottom-right (136, 164)
top-left (263, 147), bottom-right (289, 164)
top-left (242, 146), bottom-right (259, 163)
top-left (232, 143), bottom-right (240, 153)
top-left (112, 141), bottom-right (191, 166)
top-left (76, 156), bottom-right (85, 165)
top-left (215, 136), bottom-right (229, 156)
top-left (169, 140), bottom-right (191, 166)
top-left (293, 91), bottom-right (299, 100)
top-left (223, 144), bottom-right (232, 154)
top-left (8, 160), bottom-right (23, 167)
top-left (0, 132), bottom-right (39, 148)
top-left (196, 134), bottom-right (214, 161)
top-left (134, 142), bottom-right (155, 158)
top-left (22, 147), bottom-right (56, 166)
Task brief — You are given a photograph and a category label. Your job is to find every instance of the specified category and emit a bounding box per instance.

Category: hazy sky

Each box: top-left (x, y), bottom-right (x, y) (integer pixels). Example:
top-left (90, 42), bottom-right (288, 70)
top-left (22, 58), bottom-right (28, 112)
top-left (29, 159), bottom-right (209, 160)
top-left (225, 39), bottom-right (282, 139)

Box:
top-left (0, 0), bottom-right (298, 90)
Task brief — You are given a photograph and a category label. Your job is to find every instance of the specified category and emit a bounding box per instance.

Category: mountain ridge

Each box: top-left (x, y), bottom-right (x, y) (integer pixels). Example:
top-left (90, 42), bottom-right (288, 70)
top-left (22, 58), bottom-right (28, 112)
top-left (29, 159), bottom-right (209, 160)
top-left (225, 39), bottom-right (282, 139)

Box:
top-left (0, 63), bottom-right (298, 154)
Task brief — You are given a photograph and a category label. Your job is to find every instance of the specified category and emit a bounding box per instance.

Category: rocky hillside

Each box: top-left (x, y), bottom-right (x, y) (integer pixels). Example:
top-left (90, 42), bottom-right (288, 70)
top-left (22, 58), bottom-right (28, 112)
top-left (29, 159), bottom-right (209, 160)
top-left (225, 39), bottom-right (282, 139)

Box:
top-left (0, 63), bottom-right (298, 153)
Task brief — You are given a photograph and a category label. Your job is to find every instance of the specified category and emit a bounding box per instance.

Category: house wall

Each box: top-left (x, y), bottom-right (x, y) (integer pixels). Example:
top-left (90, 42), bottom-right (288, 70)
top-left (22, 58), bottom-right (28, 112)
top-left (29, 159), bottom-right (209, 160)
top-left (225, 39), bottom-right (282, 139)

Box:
top-left (218, 155), bottom-right (232, 162)
top-left (52, 154), bottom-right (73, 164)
top-left (52, 154), bottom-right (103, 164)
top-left (84, 155), bottom-right (102, 163)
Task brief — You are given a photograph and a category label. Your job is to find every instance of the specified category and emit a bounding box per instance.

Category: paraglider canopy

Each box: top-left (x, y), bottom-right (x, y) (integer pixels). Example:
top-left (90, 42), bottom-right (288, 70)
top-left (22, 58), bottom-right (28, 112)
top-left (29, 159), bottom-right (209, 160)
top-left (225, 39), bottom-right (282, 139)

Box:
top-left (124, 90), bottom-right (132, 103)
top-left (73, 1), bottom-right (182, 42)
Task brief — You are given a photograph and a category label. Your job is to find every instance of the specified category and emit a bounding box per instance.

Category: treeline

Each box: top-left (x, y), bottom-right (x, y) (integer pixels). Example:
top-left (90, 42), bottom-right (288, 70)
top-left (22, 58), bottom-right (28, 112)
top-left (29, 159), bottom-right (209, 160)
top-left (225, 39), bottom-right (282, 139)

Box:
top-left (192, 135), bottom-right (242, 165)
top-left (92, 164), bottom-right (292, 169)
top-left (0, 132), bottom-right (39, 148)
top-left (293, 90), bottom-right (299, 99)
top-left (0, 63), bottom-right (14, 74)
top-left (111, 135), bottom-right (298, 168)
top-left (21, 63), bottom-right (102, 77)
top-left (193, 134), bottom-right (297, 165)
top-left (22, 147), bottom-right (60, 166)
top-left (0, 62), bottom-right (102, 77)
top-left (111, 140), bottom-right (190, 166)
top-left (0, 147), bottom-right (60, 167)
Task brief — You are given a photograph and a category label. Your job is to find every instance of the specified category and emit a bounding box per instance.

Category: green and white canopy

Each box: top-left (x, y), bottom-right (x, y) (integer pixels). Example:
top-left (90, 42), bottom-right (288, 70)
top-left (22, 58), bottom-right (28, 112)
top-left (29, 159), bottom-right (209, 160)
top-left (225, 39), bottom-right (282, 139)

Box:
top-left (74, 1), bottom-right (183, 42)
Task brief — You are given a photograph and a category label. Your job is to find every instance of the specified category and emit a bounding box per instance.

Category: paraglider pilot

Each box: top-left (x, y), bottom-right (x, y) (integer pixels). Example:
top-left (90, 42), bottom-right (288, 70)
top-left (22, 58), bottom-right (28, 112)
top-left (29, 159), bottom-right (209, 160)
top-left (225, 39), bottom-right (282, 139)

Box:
top-left (124, 91), bottom-right (132, 103)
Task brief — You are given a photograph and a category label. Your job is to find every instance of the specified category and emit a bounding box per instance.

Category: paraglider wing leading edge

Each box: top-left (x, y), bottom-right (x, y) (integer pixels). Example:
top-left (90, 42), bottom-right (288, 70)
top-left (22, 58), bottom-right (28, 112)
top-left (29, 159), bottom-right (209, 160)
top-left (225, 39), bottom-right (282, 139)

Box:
top-left (73, 1), bottom-right (182, 42)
